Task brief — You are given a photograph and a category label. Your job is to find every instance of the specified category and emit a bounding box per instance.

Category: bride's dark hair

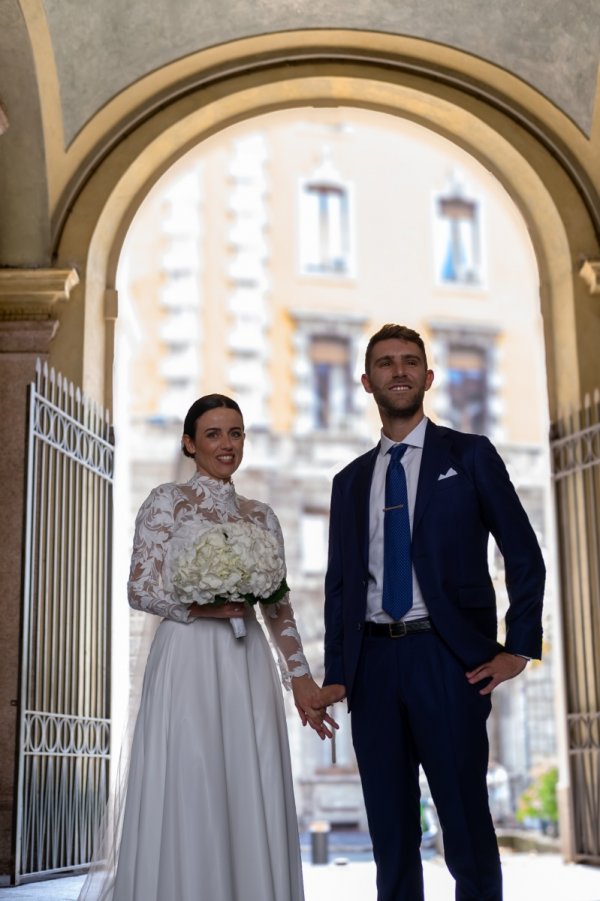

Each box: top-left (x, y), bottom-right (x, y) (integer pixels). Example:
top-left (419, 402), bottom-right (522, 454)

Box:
top-left (181, 394), bottom-right (244, 458)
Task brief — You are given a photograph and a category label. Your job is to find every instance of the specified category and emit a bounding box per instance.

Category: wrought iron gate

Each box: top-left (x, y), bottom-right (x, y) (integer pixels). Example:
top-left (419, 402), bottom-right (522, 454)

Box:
top-left (551, 390), bottom-right (600, 863)
top-left (15, 361), bottom-right (114, 882)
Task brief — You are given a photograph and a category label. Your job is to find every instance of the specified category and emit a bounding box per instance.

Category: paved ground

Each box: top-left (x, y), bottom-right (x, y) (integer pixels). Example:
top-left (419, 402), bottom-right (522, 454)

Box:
top-left (1, 851), bottom-right (600, 900)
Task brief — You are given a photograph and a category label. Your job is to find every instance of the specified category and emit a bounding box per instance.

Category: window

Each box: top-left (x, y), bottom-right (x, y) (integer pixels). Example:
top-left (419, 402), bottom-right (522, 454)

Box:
top-left (446, 345), bottom-right (488, 433)
top-left (291, 312), bottom-right (366, 436)
top-left (298, 147), bottom-right (353, 276)
top-left (300, 183), bottom-right (350, 274)
top-left (428, 325), bottom-right (500, 439)
top-left (434, 174), bottom-right (482, 286)
top-left (309, 336), bottom-right (353, 430)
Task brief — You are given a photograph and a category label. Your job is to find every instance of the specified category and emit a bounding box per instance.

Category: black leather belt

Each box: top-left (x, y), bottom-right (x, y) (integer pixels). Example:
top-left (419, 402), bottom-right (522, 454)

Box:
top-left (364, 618), bottom-right (432, 638)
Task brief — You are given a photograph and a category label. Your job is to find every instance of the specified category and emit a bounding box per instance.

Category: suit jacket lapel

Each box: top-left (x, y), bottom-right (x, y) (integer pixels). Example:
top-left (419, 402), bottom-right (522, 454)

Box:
top-left (413, 421), bottom-right (452, 533)
top-left (353, 446), bottom-right (379, 568)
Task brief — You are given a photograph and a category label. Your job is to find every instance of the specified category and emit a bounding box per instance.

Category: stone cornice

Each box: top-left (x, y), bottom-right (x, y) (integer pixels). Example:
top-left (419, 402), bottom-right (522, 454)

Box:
top-left (0, 268), bottom-right (79, 320)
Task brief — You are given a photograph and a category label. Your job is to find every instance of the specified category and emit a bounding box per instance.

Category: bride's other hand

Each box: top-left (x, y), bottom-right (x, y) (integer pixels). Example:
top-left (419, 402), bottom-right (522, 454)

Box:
top-left (307, 709), bottom-right (339, 740)
top-left (291, 674), bottom-right (322, 724)
top-left (189, 601), bottom-right (246, 619)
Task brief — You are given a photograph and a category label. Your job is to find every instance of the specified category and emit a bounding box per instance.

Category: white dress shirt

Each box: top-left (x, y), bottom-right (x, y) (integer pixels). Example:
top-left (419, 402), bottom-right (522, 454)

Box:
top-left (366, 416), bottom-right (430, 623)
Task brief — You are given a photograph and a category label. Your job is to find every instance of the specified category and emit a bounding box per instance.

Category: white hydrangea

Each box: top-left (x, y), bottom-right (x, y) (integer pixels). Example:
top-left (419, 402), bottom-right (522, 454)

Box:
top-left (172, 521), bottom-right (286, 606)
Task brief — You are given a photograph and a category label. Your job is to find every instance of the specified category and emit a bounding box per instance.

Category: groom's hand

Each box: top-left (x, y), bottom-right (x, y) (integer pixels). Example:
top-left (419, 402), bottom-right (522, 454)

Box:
top-left (466, 652), bottom-right (528, 695)
top-left (316, 684), bottom-right (347, 707)
top-left (291, 676), bottom-right (339, 740)
top-left (302, 684), bottom-right (346, 740)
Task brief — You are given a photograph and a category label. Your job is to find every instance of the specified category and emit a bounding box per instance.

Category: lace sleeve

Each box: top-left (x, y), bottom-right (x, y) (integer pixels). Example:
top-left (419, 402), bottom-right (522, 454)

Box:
top-left (258, 505), bottom-right (311, 687)
top-left (127, 486), bottom-right (192, 624)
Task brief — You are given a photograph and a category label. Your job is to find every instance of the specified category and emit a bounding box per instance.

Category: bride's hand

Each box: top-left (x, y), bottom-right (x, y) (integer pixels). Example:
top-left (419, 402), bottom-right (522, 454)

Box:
top-left (189, 601), bottom-right (246, 620)
top-left (292, 675), bottom-right (339, 740)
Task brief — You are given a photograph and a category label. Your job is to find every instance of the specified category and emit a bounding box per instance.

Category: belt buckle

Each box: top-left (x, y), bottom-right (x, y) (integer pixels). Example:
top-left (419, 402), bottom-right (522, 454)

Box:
top-left (388, 621), bottom-right (407, 638)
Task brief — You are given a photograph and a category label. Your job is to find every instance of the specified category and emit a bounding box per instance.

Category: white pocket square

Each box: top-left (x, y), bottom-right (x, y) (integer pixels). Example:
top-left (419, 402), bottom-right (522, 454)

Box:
top-left (438, 468), bottom-right (458, 480)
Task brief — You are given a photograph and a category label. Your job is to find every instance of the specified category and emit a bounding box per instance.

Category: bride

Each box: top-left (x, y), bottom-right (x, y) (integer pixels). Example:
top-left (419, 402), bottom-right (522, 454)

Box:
top-left (80, 393), bottom-right (335, 901)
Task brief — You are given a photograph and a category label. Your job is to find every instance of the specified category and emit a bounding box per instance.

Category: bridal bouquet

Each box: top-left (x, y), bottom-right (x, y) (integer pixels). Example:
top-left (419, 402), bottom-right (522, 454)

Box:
top-left (172, 521), bottom-right (289, 638)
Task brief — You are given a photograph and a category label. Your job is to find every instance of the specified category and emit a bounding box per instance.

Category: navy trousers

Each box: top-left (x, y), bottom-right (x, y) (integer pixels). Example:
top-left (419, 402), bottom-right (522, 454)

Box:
top-left (351, 629), bottom-right (502, 901)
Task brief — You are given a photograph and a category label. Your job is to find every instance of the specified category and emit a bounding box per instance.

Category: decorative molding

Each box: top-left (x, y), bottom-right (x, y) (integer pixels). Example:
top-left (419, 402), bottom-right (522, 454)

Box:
top-left (0, 268), bottom-right (79, 320)
top-left (0, 320), bottom-right (58, 354)
top-left (104, 287), bottom-right (118, 321)
top-left (0, 101), bottom-right (8, 135)
top-left (578, 257), bottom-right (600, 295)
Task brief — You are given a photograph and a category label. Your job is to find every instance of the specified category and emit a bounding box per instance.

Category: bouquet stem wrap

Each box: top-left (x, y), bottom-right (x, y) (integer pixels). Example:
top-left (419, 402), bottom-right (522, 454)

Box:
top-left (229, 617), bottom-right (248, 639)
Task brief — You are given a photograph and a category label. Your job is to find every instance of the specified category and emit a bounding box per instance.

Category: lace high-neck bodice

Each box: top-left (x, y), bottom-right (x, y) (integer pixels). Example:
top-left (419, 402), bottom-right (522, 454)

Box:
top-left (187, 471), bottom-right (240, 513)
top-left (128, 473), bottom-right (310, 682)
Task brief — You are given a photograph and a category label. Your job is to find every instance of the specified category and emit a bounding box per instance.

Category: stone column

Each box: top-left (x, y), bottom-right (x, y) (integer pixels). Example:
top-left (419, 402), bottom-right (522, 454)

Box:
top-left (0, 269), bottom-right (78, 878)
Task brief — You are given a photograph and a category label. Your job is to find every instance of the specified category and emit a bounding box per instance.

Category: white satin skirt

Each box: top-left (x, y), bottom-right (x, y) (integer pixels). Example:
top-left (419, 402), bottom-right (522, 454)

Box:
top-left (80, 615), bottom-right (304, 901)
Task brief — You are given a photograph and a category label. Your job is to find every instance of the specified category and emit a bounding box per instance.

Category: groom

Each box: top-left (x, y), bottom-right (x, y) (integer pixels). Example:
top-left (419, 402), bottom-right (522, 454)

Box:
top-left (317, 324), bottom-right (545, 901)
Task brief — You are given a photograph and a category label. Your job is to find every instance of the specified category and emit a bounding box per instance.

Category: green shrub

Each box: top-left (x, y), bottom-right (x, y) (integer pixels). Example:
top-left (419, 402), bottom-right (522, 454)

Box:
top-left (516, 767), bottom-right (558, 826)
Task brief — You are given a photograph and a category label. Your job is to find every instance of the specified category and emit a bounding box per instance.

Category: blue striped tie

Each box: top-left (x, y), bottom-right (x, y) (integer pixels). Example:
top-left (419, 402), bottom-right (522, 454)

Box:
top-left (382, 443), bottom-right (413, 620)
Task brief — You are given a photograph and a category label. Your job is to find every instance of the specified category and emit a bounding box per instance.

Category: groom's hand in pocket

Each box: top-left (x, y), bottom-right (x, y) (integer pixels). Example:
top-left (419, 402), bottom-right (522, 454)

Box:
top-left (466, 652), bottom-right (528, 695)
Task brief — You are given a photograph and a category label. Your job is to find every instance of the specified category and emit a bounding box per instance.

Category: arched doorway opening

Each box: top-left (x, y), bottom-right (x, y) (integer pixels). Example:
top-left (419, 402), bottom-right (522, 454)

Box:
top-left (50, 33), bottom-right (600, 864)
top-left (114, 102), bottom-right (556, 848)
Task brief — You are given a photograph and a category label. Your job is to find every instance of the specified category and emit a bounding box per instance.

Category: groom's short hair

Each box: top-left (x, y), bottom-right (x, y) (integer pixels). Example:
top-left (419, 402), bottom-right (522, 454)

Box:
top-left (364, 324), bottom-right (428, 373)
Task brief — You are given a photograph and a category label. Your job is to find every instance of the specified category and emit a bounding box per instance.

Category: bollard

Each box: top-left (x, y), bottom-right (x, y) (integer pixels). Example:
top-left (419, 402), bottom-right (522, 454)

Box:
top-left (309, 820), bottom-right (331, 865)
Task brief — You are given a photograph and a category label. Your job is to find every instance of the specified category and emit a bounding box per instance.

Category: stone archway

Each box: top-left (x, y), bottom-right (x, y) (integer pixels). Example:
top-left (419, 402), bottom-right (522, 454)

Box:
top-left (47, 32), bottom-right (600, 863)
top-left (38, 34), bottom-right (598, 416)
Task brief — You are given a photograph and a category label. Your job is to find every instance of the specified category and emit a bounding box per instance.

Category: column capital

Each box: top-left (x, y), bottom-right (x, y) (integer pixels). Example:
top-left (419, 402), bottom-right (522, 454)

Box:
top-left (0, 268), bottom-right (79, 321)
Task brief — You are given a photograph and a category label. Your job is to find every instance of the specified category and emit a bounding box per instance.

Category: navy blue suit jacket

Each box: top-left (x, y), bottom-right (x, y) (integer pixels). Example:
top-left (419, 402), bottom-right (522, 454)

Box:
top-left (323, 420), bottom-right (545, 708)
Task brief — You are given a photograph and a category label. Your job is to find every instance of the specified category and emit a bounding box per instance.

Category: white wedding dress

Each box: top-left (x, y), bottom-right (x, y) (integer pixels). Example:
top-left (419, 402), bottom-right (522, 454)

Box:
top-left (79, 473), bottom-right (309, 901)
